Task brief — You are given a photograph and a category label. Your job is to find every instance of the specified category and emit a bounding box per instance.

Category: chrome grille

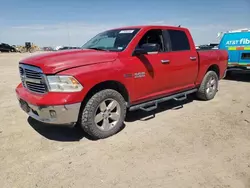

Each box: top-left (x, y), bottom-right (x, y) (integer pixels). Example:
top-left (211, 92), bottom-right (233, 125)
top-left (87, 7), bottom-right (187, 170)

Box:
top-left (19, 67), bottom-right (24, 75)
top-left (19, 64), bottom-right (47, 94)
top-left (24, 69), bottom-right (42, 79)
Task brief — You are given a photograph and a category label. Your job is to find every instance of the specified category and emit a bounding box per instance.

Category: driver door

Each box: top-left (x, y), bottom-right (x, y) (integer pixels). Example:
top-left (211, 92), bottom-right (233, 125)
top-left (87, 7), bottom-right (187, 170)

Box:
top-left (130, 29), bottom-right (170, 102)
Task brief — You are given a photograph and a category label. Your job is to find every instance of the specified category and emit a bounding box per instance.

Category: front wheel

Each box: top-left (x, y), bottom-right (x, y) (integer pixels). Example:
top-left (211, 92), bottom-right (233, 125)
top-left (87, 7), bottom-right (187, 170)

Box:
top-left (196, 71), bottom-right (219, 100)
top-left (80, 89), bottom-right (127, 139)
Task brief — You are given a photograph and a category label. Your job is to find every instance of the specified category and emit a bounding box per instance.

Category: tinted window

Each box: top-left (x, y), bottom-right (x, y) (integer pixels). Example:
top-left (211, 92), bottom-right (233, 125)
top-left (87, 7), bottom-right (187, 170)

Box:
top-left (137, 29), bottom-right (164, 52)
top-left (168, 30), bottom-right (190, 51)
top-left (242, 53), bottom-right (250, 60)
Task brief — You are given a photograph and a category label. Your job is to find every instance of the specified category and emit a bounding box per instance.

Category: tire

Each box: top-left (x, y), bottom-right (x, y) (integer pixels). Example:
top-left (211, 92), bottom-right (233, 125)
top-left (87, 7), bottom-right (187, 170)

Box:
top-left (80, 89), bottom-right (127, 139)
top-left (225, 70), bottom-right (233, 79)
top-left (196, 71), bottom-right (219, 101)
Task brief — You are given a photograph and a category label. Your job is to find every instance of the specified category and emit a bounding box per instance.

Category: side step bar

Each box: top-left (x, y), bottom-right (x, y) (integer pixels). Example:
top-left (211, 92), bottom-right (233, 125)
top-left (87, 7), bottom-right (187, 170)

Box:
top-left (128, 88), bottom-right (197, 112)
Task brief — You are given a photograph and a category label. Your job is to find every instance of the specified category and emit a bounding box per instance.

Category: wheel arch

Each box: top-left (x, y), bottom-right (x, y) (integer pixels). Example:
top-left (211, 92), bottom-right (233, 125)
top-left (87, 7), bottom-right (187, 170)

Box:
top-left (82, 80), bottom-right (130, 107)
top-left (207, 64), bottom-right (220, 78)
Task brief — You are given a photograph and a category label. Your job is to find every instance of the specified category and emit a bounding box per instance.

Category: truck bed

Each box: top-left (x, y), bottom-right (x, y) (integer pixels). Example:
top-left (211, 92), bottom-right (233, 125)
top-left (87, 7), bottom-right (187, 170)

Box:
top-left (196, 48), bottom-right (218, 51)
top-left (195, 49), bottom-right (228, 84)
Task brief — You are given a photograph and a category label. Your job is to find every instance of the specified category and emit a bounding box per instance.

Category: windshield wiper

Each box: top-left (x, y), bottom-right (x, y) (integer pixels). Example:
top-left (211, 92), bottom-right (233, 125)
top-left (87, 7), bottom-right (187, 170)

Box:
top-left (86, 47), bottom-right (109, 51)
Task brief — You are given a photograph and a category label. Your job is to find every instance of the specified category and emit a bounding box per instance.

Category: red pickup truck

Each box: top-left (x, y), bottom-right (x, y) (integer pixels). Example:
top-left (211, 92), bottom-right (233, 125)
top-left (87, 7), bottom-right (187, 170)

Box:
top-left (16, 25), bottom-right (228, 139)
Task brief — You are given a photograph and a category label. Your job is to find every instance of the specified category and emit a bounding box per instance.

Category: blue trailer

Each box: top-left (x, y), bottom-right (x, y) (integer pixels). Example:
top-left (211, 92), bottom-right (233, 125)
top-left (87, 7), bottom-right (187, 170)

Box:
top-left (218, 29), bottom-right (250, 74)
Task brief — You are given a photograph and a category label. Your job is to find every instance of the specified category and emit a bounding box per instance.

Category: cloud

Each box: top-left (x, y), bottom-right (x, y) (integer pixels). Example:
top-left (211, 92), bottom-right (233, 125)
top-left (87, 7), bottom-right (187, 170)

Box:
top-left (1, 22), bottom-right (127, 46)
top-left (1, 20), bottom-right (247, 46)
top-left (150, 21), bottom-right (248, 45)
top-left (188, 24), bottom-right (249, 45)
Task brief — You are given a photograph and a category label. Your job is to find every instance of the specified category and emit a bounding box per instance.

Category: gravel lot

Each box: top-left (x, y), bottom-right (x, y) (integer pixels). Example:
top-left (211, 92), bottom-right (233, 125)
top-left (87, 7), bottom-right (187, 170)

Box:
top-left (0, 52), bottom-right (250, 188)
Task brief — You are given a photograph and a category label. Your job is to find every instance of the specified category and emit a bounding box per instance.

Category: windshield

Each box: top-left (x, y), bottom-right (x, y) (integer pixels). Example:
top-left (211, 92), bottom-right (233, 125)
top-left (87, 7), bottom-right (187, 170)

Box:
top-left (81, 28), bottom-right (140, 51)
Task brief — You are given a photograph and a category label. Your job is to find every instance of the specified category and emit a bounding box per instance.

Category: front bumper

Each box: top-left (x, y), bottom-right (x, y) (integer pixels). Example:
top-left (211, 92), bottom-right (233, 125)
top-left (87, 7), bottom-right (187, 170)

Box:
top-left (17, 96), bottom-right (81, 126)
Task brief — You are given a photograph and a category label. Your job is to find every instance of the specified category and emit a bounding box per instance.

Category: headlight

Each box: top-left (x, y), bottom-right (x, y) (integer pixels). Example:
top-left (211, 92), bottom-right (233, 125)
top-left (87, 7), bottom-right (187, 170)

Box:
top-left (46, 75), bottom-right (83, 92)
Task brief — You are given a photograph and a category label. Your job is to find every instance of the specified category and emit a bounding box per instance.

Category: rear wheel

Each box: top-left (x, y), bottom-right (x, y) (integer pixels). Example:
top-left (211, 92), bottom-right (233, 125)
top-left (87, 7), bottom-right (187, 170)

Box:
top-left (80, 89), bottom-right (127, 139)
top-left (196, 71), bottom-right (218, 100)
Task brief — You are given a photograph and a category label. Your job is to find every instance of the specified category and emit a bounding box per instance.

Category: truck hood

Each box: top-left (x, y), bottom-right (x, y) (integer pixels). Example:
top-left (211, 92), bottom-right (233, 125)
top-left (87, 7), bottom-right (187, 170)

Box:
top-left (21, 49), bottom-right (118, 74)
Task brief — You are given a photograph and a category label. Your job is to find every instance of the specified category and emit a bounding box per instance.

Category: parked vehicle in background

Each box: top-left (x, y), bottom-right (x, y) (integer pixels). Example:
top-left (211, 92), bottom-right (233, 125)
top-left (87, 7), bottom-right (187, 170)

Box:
top-left (0, 43), bottom-right (17, 52)
top-left (196, 43), bottom-right (219, 50)
top-left (42, 47), bottom-right (54, 51)
top-left (54, 46), bottom-right (63, 51)
top-left (14, 43), bottom-right (40, 53)
top-left (15, 25), bottom-right (228, 139)
top-left (58, 46), bottom-right (81, 50)
top-left (218, 28), bottom-right (250, 76)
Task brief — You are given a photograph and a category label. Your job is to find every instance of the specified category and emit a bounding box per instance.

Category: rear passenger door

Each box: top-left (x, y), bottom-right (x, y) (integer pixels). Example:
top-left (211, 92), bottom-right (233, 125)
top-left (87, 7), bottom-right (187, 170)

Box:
top-left (162, 29), bottom-right (199, 90)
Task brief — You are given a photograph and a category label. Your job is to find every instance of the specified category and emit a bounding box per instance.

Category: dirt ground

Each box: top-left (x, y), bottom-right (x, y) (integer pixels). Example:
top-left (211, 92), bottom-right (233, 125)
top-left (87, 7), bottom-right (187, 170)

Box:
top-left (0, 52), bottom-right (250, 188)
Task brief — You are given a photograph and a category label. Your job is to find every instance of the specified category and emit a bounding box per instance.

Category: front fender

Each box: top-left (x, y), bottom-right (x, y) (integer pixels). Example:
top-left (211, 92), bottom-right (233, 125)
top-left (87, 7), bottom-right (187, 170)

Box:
top-left (57, 60), bottom-right (134, 103)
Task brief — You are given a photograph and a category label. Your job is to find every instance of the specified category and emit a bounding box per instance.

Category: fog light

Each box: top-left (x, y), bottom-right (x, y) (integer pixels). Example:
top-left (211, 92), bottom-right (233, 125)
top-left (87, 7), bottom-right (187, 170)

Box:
top-left (49, 110), bottom-right (57, 118)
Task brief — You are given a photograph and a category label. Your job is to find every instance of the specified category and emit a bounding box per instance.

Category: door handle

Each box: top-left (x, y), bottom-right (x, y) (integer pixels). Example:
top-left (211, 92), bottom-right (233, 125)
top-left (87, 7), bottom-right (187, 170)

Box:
top-left (190, 56), bottom-right (197, 61)
top-left (161, 59), bottom-right (170, 64)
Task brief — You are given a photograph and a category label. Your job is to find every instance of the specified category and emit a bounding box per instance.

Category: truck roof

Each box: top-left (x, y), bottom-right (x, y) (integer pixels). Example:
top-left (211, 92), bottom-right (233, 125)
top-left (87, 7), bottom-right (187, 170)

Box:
top-left (109, 25), bottom-right (188, 31)
top-left (226, 28), bottom-right (250, 33)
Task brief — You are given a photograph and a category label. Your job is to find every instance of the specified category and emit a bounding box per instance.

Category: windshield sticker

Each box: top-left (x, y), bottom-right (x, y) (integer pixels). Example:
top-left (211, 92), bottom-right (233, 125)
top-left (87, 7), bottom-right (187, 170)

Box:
top-left (117, 47), bottom-right (123, 50)
top-left (119, 30), bottom-right (134, 34)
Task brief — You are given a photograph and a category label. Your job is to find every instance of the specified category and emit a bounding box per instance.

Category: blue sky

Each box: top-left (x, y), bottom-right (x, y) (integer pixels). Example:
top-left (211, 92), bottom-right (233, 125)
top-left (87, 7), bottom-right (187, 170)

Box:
top-left (0, 0), bottom-right (249, 46)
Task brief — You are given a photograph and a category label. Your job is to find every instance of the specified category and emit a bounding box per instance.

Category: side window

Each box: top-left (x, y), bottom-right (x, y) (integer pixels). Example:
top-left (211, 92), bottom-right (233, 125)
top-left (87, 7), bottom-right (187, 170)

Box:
top-left (241, 53), bottom-right (250, 60)
top-left (168, 29), bottom-right (190, 51)
top-left (136, 29), bottom-right (165, 52)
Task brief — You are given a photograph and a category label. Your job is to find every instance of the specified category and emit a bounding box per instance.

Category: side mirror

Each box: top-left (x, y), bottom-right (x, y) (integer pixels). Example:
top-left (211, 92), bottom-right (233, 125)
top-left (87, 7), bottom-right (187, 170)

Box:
top-left (133, 43), bottom-right (160, 56)
top-left (133, 48), bottom-right (147, 56)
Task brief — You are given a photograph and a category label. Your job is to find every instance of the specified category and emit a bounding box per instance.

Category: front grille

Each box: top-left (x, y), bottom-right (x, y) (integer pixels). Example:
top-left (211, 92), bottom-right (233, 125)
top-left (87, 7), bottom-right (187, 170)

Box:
top-left (24, 69), bottom-right (42, 79)
top-left (19, 64), bottom-right (47, 94)
top-left (19, 67), bottom-right (24, 75)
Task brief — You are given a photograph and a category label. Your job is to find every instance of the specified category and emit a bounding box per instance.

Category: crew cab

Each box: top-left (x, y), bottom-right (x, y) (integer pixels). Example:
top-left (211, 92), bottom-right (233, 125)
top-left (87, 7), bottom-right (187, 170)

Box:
top-left (15, 25), bottom-right (228, 139)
